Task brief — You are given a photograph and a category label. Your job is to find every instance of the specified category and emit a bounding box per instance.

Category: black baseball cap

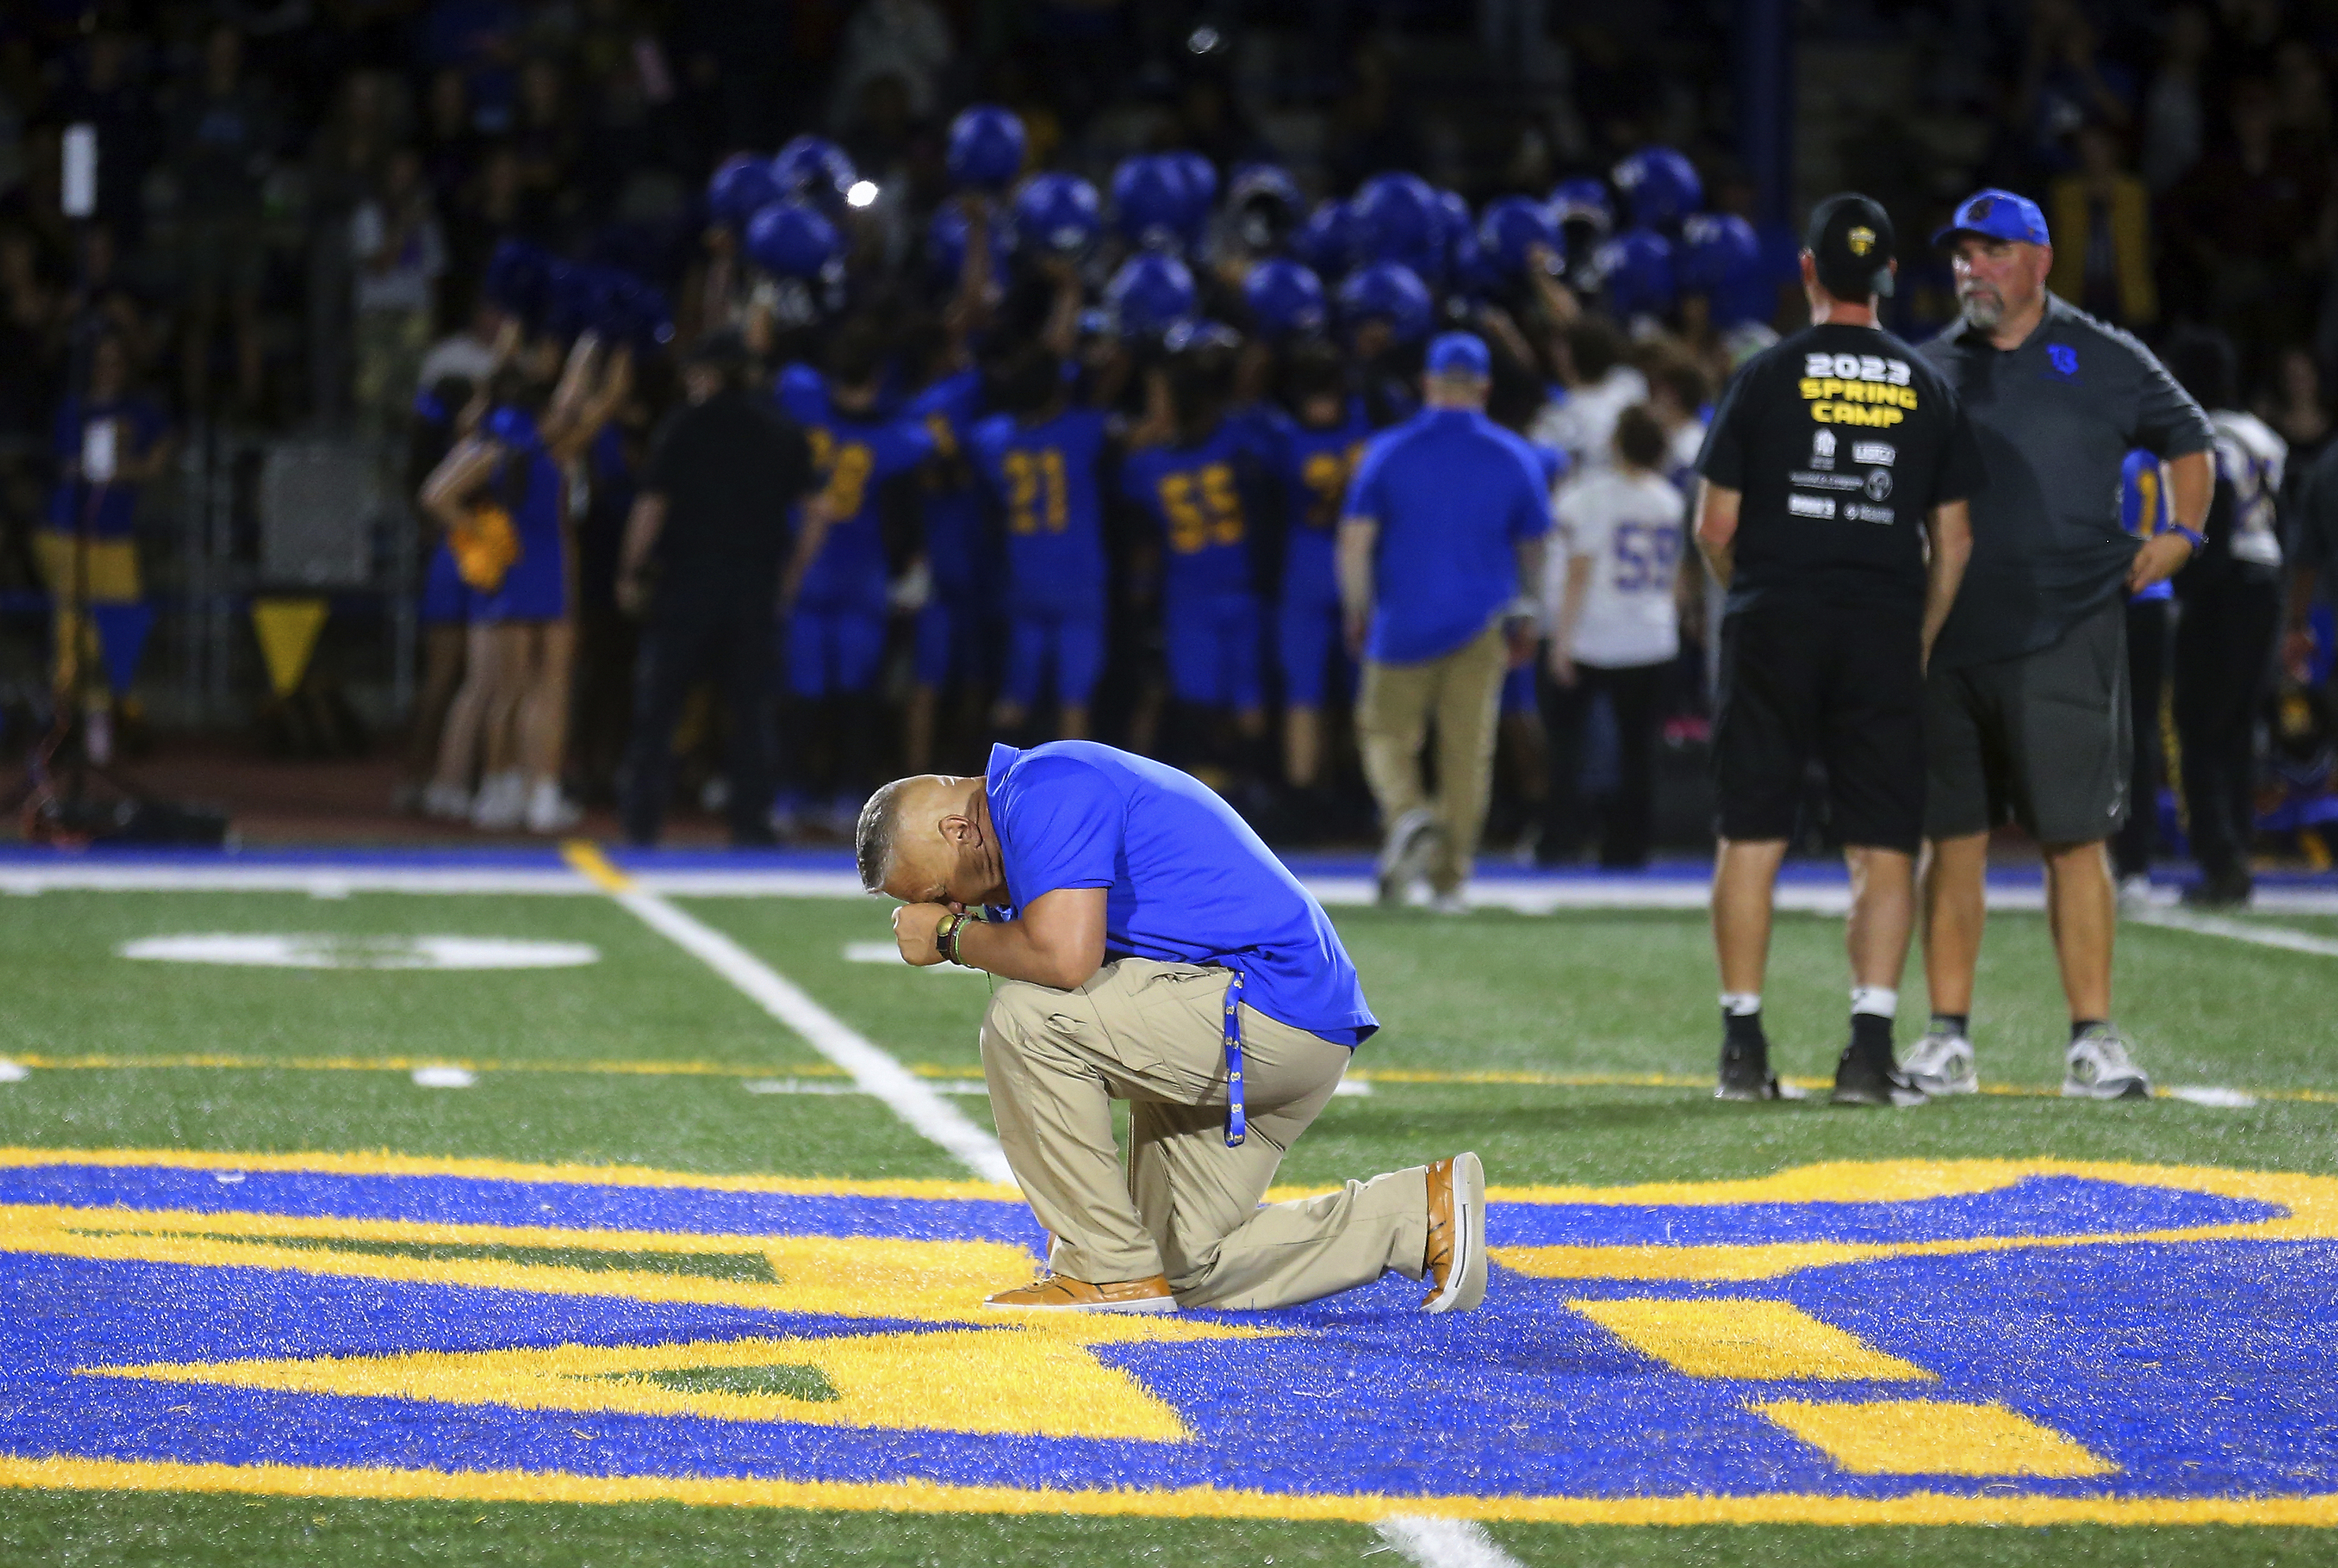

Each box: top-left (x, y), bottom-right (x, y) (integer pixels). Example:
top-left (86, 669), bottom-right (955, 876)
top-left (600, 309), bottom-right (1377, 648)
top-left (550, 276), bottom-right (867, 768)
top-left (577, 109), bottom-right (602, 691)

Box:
top-left (1804, 193), bottom-right (1896, 301)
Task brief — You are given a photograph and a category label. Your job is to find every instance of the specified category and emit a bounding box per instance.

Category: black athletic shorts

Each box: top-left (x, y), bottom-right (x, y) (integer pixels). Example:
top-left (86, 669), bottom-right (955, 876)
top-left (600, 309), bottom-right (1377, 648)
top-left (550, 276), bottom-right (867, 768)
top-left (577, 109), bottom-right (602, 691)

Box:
top-left (1712, 604), bottom-right (1926, 852)
top-left (1924, 597), bottom-right (2130, 845)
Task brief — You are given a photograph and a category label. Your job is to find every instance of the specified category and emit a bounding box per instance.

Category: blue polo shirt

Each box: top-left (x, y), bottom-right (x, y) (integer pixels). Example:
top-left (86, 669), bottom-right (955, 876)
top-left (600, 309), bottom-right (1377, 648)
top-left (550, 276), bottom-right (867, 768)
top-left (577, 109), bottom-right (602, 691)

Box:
top-left (983, 741), bottom-right (1377, 1045)
top-left (1343, 407), bottom-right (1552, 663)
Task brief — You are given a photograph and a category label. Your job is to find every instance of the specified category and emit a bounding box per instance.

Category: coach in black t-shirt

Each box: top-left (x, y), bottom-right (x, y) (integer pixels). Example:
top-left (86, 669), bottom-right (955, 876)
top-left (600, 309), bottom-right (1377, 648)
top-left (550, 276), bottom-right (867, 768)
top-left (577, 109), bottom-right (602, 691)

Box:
top-left (616, 332), bottom-right (820, 846)
top-left (1693, 193), bottom-right (1981, 1107)
top-left (1910, 190), bottom-right (2213, 1104)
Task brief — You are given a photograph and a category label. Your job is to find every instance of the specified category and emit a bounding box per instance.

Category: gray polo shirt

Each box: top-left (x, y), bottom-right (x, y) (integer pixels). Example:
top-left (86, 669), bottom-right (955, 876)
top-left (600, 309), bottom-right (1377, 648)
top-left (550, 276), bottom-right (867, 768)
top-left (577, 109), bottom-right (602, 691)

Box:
top-left (1919, 294), bottom-right (2213, 670)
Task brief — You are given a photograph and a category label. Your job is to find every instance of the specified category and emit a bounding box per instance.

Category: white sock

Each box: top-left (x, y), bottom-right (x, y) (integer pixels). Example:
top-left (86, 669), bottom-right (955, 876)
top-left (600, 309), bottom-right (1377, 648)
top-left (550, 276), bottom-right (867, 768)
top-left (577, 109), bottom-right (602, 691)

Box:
top-left (1851, 986), bottom-right (1899, 1020)
top-left (1719, 992), bottom-right (1761, 1017)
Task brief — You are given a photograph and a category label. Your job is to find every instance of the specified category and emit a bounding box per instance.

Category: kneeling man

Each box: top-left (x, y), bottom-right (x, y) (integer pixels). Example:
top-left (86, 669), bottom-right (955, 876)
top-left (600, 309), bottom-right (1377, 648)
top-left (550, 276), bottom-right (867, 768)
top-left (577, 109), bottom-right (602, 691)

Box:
top-left (858, 740), bottom-right (1486, 1314)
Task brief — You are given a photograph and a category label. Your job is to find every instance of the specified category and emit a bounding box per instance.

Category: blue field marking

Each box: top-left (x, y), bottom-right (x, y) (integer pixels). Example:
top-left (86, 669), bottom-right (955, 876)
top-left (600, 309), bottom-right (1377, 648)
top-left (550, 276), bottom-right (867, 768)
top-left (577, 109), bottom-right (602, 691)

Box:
top-left (6, 1157), bottom-right (2338, 1511)
top-left (0, 1165), bottom-right (1041, 1246)
top-left (1486, 1175), bottom-right (2285, 1248)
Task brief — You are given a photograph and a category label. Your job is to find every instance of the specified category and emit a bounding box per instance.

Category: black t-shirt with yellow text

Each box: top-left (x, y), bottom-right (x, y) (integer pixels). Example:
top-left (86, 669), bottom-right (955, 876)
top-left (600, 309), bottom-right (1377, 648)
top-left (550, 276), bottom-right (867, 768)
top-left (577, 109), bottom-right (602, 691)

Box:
top-left (1695, 323), bottom-right (1985, 615)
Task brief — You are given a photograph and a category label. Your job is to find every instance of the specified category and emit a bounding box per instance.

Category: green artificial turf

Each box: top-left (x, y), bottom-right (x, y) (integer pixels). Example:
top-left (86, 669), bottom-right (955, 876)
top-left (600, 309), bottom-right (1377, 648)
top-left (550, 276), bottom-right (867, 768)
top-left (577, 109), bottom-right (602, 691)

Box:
top-left (10, 1493), bottom-right (2338, 1568)
top-left (3, 884), bottom-right (2336, 1567)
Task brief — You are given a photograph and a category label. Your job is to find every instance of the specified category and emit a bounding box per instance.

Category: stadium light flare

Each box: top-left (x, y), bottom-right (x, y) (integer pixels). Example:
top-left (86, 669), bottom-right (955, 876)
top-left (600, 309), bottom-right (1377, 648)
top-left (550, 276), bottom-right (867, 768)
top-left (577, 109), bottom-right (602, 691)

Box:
top-left (846, 180), bottom-right (879, 209)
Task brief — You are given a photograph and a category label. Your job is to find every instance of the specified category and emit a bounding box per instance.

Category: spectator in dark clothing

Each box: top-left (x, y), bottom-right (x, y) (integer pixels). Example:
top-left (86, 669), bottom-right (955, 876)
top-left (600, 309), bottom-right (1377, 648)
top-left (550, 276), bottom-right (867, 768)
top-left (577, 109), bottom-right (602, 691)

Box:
top-left (2166, 327), bottom-right (2291, 906)
top-left (616, 334), bottom-right (820, 845)
top-left (2164, 80), bottom-right (2326, 383)
top-left (167, 23), bottom-right (281, 415)
top-left (55, 28), bottom-right (157, 247)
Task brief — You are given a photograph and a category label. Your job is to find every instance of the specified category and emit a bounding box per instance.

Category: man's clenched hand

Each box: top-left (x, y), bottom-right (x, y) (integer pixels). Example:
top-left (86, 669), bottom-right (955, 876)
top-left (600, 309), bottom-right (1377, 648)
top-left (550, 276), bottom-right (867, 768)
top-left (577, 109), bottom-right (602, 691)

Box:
top-left (892, 901), bottom-right (954, 966)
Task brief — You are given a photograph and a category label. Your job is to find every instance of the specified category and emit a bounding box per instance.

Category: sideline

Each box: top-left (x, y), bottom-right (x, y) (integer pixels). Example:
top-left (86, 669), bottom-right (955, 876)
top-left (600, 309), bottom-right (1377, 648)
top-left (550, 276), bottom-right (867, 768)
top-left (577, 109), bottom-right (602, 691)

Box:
top-left (559, 844), bottom-right (1014, 1187)
top-left (2128, 904), bottom-right (2338, 959)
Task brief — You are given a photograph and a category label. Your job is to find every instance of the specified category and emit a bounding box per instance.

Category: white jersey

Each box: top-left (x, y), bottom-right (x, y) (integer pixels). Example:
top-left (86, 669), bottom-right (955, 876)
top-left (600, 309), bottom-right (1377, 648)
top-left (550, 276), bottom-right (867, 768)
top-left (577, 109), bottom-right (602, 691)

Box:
top-left (2210, 408), bottom-right (2286, 570)
top-left (1529, 366), bottom-right (1649, 475)
top-left (1548, 467), bottom-right (1686, 669)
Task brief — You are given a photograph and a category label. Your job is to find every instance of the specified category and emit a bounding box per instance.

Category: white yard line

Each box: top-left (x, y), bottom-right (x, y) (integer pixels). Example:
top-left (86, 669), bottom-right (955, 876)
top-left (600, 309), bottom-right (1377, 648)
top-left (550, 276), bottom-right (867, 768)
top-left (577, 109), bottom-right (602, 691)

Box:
top-left (560, 847), bottom-right (1014, 1186)
top-left (2128, 905), bottom-right (2338, 958)
top-left (1371, 1517), bottom-right (1525, 1568)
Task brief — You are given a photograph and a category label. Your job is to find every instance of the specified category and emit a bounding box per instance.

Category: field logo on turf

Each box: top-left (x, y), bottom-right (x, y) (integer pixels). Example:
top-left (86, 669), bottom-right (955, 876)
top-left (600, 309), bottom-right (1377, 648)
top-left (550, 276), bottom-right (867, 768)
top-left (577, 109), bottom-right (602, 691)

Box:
top-left (2, 1151), bottom-right (2337, 1525)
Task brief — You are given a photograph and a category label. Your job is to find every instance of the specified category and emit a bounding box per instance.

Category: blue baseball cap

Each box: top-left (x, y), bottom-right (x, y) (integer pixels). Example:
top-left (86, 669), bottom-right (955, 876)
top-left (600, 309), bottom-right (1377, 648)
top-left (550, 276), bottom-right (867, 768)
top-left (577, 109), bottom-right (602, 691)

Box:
top-left (1425, 330), bottom-right (1491, 378)
top-left (1932, 188), bottom-right (2050, 248)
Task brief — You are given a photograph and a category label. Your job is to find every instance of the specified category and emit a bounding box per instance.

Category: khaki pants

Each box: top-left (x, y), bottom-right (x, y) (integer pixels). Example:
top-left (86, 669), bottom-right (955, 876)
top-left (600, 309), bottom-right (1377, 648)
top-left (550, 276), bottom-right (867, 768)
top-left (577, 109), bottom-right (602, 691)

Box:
top-left (1355, 619), bottom-right (1508, 893)
top-left (980, 957), bottom-right (1429, 1309)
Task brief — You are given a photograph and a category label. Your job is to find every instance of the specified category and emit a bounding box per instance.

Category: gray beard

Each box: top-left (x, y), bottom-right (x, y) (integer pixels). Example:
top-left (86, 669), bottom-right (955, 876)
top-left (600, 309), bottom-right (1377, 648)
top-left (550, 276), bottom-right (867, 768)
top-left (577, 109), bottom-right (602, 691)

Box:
top-left (1960, 291), bottom-right (2005, 329)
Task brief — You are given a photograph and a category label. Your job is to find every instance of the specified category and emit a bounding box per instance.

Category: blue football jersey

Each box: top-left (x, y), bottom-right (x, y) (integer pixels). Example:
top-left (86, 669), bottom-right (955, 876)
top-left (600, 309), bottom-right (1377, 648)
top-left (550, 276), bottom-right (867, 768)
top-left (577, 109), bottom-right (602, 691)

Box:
top-left (1121, 418), bottom-right (1278, 599)
top-left (2122, 448), bottom-right (2174, 605)
top-left (779, 363), bottom-right (938, 612)
top-left (906, 368), bottom-right (990, 598)
top-left (968, 403), bottom-right (1112, 616)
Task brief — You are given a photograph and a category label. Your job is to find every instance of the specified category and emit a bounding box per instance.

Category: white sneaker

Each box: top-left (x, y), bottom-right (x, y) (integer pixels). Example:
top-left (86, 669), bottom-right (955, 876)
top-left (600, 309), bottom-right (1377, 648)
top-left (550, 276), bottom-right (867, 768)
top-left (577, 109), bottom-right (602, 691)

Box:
top-left (469, 772), bottom-right (526, 831)
top-left (524, 779), bottom-right (582, 835)
top-left (2116, 874), bottom-right (2158, 912)
top-left (421, 783), bottom-right (472, 821)
top-left (1903, 1031), bottom-right (1978, 1096)
top-left (1377, 807), bottom-right (1440, 909)
top-left (1428, 888), bottom-right (1469, 915)
top-left (2065, 1028), bottom-right (2153, 1100)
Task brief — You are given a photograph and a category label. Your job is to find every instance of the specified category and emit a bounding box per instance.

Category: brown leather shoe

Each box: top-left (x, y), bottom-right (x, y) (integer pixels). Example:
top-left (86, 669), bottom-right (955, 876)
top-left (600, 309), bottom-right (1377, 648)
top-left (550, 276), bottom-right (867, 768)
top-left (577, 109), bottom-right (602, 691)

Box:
top-left (983, 1274), bottom-right (1179, 1314)
top-left (1421, 1151), bottom-right (1488, 1313)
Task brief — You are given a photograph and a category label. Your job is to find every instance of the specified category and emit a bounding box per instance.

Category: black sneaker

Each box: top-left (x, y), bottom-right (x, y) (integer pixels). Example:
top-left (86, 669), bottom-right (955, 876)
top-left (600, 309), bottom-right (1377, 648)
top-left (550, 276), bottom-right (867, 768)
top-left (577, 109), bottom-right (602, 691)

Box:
top-left (1830, 1045), bottom-right (1929, 1107)
top-left (1717, 1044), bottom-right (1805, 1102)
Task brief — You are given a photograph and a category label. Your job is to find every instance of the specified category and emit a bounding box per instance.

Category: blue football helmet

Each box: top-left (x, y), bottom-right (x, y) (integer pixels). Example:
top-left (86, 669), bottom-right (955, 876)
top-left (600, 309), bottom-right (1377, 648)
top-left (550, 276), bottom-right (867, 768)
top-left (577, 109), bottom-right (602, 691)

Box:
top-left (947, 105), bottom-right (1027, 190)
top-left (1293, 198), bottom-right (1362, 277)
top-left (1336, 260), bottom-right (1433, 344)
top-left (1243, 257), bottom-right (1328, 338)
top-left (744, 199), bottom-right (844, 283)
top-left (1112, 154), bottom-right (1190, 252)
top-left (1105, 251), bottom-right (1199, 337)
top-left (1011, 171), bottom-right (1104, 258)
top-left (707, 154), bottom-right (781, 228)
top-left (1611, 147), bottom-right (1702, 228)
top-left (1351, 171), bottom-right (1443, 278)
top-left (772, 135), bottom-right (857, 213)
top-left (1593, 228), bottom-right (1676, 317)
top-left (483, 238), bottom-right (553, 325)
top-left (1478, 195), bottom-right (1562, 280)
top-left (1549, 176), bottom-right (1616, 237)
top-left (1227, 164), bottom-right (1304, 253)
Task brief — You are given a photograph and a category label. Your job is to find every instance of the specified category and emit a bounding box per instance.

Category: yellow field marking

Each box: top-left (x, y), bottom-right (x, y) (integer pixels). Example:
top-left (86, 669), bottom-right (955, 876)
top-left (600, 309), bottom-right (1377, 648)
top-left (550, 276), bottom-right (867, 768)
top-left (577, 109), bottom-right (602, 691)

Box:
top-left (90, 1329), bottom-right (1195, 1443)
top-left (560, 842), bottom-right (635, 894)
top-left (1754, 1399), bottom-right (2117, 1478)
top-left (1479, 1158), bottom-right (2338, 1279)
top-left (5, 1453), bottom-right (2334, 1525)
top-left (0, 1200), bottom-right (1248, 1346)
top-left (1570, 1299), bottom-right (1933, 1382)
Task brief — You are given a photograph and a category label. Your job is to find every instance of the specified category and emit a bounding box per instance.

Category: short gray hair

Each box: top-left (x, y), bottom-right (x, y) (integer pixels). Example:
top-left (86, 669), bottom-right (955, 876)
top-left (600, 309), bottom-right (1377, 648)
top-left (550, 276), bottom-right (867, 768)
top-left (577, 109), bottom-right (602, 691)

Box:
top-left (854, 778), bottom-right (916, 893)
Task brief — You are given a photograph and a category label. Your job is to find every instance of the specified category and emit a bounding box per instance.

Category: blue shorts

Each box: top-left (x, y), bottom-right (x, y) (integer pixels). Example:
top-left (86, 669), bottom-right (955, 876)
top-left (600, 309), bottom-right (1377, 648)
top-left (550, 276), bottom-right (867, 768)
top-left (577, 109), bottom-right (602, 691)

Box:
top-left (1002, 607), bottom-right (1105, 709)
top-left (1165, 592), bottom-right (1265, 711)
top-left (473, 530), bottom-right (566, 624)
top-left (786, 606), bottom-right (886, 698)
top-left (420, 542), bottom-right (468, 626)
top-left (1277, 580), bottom-right (1346, 708)
top-left (1501, 661), bottom-right (1537, 716)
top-left (914, 592), bottom-right (988, 688)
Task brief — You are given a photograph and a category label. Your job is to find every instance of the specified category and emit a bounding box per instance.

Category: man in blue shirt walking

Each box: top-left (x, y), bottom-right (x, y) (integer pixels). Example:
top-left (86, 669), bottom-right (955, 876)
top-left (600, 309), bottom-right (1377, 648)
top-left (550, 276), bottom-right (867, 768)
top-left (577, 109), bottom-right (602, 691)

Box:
top-left (857, 743), bottom-right (1487, 1315)
top-left (1340, 332), bottom-right (1553, 909)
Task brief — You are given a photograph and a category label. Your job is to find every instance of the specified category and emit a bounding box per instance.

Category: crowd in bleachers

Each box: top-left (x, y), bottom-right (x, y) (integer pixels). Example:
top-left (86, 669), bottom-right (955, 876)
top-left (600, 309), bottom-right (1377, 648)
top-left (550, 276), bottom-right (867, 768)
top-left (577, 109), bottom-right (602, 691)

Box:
top-left (3, 1), bottom-right (2335, 864)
